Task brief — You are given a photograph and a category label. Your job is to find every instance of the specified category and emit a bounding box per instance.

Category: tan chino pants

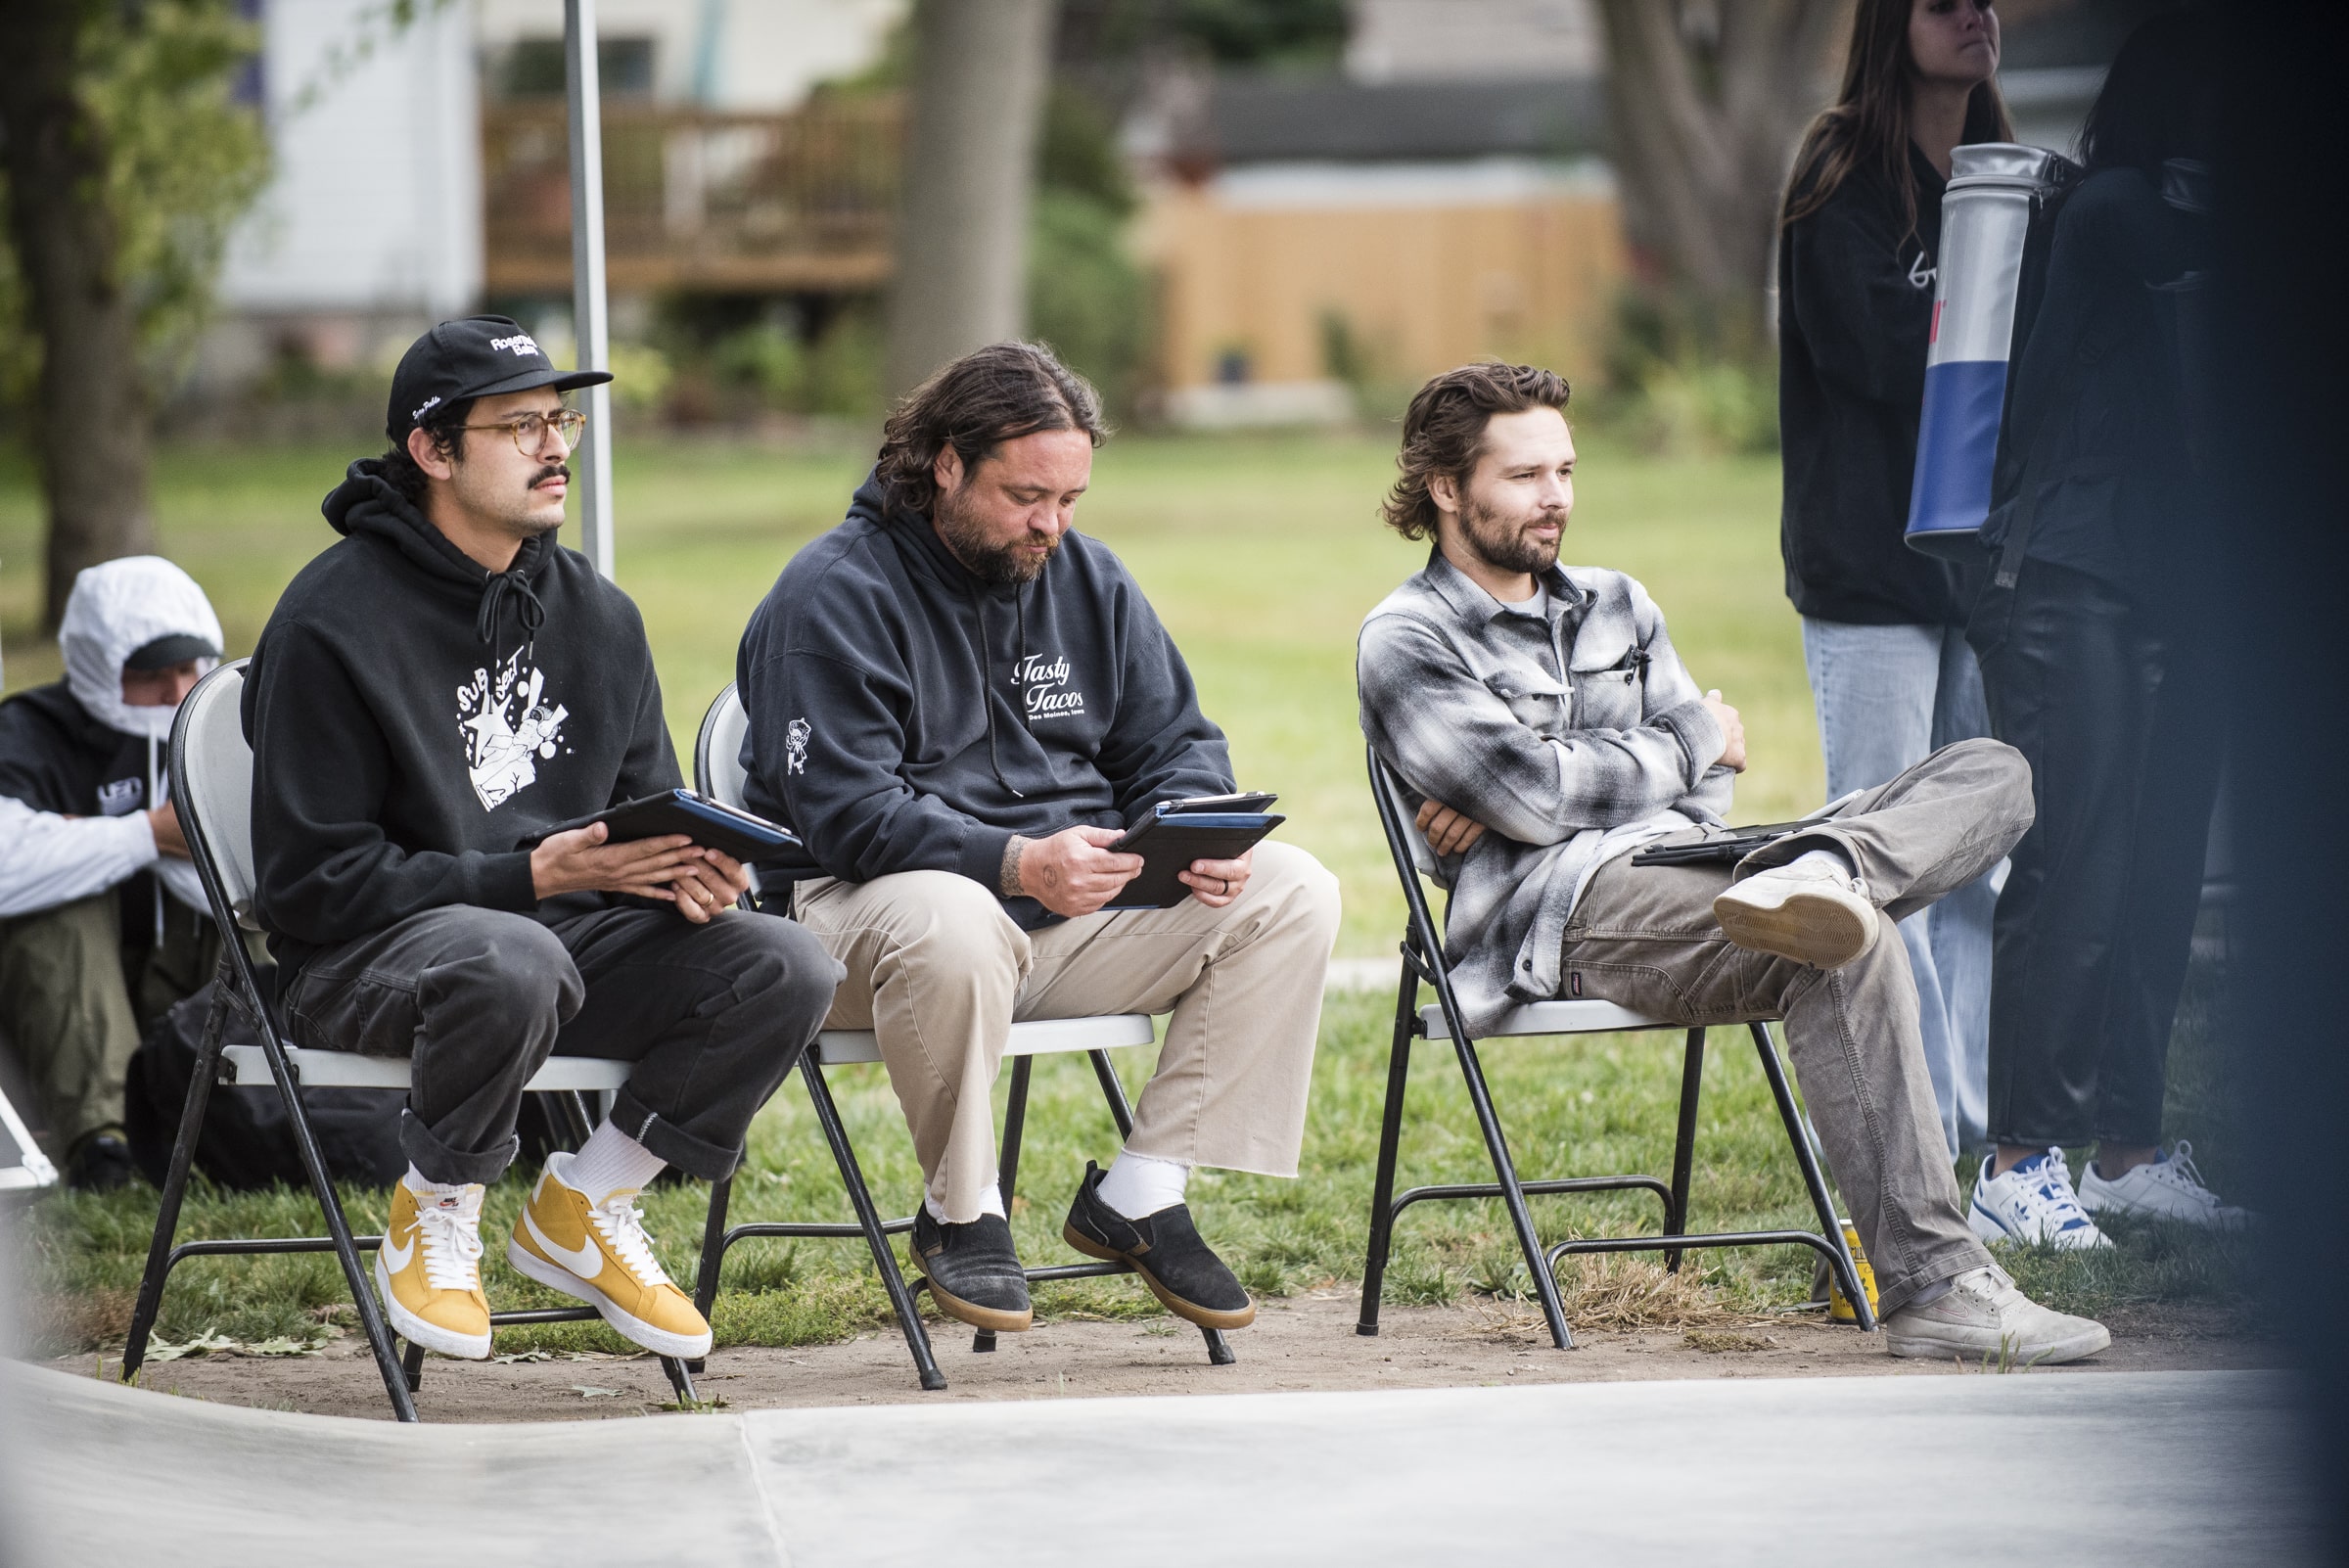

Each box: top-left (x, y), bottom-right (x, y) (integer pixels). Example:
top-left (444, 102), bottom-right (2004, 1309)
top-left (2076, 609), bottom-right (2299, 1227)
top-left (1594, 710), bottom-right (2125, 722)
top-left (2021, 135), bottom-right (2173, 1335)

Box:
top-left (793, 841), bottom-right (1342, 1222)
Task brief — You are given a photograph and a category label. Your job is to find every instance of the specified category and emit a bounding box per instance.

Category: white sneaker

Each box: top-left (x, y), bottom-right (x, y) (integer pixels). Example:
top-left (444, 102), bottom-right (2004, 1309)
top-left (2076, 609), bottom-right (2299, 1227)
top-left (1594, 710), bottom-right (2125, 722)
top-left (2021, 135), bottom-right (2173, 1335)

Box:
top-left (1712, 857), bottom-right (1878, 969)
top-left (1883, 1267), bottom-right (2111, 1364)
top-left (1968, 1147), bottom-right (2111, 1249)
top-left (2078, 1141), bottom-right (2255, 1230)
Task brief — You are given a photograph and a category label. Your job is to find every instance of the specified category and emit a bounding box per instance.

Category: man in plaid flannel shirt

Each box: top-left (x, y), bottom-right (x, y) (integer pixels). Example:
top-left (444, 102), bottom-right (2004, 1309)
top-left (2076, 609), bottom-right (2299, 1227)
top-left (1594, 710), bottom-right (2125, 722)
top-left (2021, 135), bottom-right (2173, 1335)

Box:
top-left (1356, 363), bottom-right (2107, 1365)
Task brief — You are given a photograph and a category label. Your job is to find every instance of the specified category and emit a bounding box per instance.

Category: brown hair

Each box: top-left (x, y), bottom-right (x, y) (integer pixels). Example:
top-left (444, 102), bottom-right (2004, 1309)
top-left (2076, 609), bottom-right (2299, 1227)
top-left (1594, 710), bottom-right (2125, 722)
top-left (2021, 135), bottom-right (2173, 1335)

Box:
top-left (1781, 0), bottom-right (2013, 234)
top-left (1382, 362), bottom-right (1571, 541)
top-left (874, 342), bottom-right (1107, 515)
top-left (377, 397), bottom-right (474, 505)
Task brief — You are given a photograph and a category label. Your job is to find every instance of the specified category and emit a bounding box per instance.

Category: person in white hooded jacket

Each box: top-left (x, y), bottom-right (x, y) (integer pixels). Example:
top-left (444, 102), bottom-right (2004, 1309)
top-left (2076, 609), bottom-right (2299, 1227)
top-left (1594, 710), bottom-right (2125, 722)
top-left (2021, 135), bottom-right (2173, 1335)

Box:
top-left (0, 556), bottom-right (225, 1189)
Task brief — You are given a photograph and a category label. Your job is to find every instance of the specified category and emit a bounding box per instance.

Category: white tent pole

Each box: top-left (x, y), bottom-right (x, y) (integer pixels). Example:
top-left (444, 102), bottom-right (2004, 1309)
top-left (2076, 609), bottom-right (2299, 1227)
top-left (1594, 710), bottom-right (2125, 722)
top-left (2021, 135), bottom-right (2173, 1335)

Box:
top-left (564, 0), bottom-right (616, 578)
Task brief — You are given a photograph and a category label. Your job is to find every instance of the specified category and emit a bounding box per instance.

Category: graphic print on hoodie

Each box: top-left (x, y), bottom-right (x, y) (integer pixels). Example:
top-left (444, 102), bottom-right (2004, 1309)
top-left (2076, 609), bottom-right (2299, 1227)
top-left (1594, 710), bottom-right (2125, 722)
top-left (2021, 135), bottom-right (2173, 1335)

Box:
top-left (243, 458), bottom-right (682, 989)
top-left (459, 650), bottom-right (571, 810)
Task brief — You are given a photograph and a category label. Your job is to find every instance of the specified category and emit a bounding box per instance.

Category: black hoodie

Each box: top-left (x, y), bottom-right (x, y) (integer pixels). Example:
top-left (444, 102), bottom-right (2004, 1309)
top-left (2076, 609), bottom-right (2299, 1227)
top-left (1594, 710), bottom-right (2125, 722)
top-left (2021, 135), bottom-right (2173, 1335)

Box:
top-left (1778, 146), bottom-right (1969, 626)
top-left (735, 473), bottom-right (1232, 928)
top-left (242, 458), bottom-right (682, 985)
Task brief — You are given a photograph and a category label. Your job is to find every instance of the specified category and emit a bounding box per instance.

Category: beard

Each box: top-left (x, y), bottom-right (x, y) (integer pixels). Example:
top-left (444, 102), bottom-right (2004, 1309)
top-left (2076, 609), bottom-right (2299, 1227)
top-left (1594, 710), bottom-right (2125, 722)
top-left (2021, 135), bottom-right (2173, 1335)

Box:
top-left (935, 484), bottom-right (1059, 585)
top-left (1459, 490), bottom-right (1561, 576)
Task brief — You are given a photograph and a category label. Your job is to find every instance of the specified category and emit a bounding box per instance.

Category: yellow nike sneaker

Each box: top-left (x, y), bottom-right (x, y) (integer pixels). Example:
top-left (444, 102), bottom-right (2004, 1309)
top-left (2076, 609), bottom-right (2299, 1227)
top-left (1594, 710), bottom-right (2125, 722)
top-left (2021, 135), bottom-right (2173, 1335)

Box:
top-left (506, 1152), bottom-right (713, 1359)
top-left (375, 1179), bottom-right (492, 1360)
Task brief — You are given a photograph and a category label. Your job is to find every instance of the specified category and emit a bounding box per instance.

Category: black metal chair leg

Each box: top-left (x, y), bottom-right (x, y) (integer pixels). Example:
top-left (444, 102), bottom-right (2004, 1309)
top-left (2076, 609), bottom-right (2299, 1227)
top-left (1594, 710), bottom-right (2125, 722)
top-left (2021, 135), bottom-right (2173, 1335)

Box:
top-left (556, 1088), bottom-right (597, 1149)
top-left (1748, 1022), bottom-right (1876, 1331)
top-left (1357, 954), bottom-right (1421, 1336)
top-left (1086, 1048), bottom-right (1135, 1138)
top-left (1451, 1033), bottom-right (1573, 1349)
top-left (973, 1055), bottom-right (1038, 1355)
top-left (252, 1010), bottom-right (419, 1420)
top-left (686, 1175), bottom-right (733, 1373)
top-left (803, 1057), bottom-right (945, 1391)
top-left (122, 967), bottom-right (233, 1384)
top-left (1664, 1028), bottom-right (1705, 1272)
top-left (660, 1356), bottom-right (699, 1403)
top-left (401, 1338), bottom-right (426, 1393)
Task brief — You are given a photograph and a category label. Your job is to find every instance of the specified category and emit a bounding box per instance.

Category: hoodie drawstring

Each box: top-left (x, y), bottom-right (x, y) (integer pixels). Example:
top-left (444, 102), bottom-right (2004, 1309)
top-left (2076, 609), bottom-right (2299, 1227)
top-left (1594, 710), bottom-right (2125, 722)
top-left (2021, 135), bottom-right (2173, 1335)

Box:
top-left (964, 582), bottom-right (1025, 800)
top-left (147, 736), bottom-right (164, 945)
top-left (476, 570), bottom-right (547, 665)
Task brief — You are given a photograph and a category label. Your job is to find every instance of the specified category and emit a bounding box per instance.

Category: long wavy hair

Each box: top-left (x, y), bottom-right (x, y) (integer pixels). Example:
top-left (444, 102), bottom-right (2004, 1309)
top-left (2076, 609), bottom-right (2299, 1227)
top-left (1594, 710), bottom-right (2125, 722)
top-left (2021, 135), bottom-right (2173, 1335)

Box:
top-left (874, 342), bottom-right (1106, 516)
top-left (1781, 0), bottom-right (2013, 236)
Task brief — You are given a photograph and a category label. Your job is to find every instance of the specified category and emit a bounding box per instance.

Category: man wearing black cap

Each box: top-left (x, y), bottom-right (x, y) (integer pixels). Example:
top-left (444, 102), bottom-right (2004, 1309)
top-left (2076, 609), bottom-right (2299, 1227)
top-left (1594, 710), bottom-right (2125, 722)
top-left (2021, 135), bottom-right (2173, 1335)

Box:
top-left (0, 555), bottom-right (227, 1188)
top-left (241, 316), bottom-right (841, 1366)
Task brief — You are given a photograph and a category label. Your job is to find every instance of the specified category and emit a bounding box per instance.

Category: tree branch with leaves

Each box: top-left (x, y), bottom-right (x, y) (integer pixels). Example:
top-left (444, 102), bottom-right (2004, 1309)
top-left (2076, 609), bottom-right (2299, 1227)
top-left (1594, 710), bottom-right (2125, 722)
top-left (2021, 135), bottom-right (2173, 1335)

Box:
top-left (0, 0), bottom-right (267, 629)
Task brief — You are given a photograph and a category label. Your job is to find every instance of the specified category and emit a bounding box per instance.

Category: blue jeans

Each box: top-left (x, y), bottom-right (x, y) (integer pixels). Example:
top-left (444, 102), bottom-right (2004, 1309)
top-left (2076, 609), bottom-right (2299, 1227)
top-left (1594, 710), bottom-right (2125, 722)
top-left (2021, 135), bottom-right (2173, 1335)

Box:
top-left (1802, 619), bottom-right (1999, 1157)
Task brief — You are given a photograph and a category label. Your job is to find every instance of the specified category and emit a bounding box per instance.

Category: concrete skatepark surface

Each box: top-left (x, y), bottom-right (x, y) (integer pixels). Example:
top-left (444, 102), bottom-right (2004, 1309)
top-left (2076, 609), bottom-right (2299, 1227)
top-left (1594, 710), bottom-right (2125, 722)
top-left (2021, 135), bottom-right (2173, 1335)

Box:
top-left (5, 1363), bottom-right (2320, 1566)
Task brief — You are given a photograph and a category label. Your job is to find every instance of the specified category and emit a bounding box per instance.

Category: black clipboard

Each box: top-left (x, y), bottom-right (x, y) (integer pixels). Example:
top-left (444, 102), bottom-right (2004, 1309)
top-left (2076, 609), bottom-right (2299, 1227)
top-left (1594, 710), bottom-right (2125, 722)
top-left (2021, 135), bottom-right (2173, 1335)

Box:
top-left (1102, 810), bottom-right (1285, 909)
top-left (1630, 820), bottom-right (1814, 866)
top-left (525, 788), bottom-right (804, 862)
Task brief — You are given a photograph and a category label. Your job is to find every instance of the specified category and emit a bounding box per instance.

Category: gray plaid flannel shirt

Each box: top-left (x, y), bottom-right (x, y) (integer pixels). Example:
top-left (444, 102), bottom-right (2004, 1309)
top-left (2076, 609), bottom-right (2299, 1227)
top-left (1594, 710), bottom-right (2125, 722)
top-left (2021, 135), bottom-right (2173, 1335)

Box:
top-left (1358, 551), bottom-right (1733, 1032)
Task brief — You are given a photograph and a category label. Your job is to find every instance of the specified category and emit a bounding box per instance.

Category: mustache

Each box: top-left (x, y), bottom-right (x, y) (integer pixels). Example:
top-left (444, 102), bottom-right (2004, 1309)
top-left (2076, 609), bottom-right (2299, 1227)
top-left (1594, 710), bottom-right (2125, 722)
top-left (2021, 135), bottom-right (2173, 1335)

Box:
top-left (531, 464), bottom-right (572, 487)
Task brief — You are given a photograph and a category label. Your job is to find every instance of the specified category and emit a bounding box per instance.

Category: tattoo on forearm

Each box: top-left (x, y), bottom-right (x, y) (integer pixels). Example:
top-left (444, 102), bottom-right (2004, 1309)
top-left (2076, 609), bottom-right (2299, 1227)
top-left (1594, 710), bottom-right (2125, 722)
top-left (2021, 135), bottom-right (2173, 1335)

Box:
top-left (1000, 835), bottom-right (1028, 898)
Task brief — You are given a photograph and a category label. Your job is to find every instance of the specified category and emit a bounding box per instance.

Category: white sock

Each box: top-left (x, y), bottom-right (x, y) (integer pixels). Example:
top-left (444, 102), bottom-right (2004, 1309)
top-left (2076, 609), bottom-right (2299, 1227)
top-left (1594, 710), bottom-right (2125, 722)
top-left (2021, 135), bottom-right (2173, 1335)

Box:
top-left (401, 1165), bottom-right (474, 1201)
top-left (1787, 846), bottom-right (1856, 880)
top-left (1095, 1151), bottom-right (1190, 1220)
top-left (564, 1122), bottom-right (667, 1204)
top-left (923, 1181), bottom-right (1007, 1223)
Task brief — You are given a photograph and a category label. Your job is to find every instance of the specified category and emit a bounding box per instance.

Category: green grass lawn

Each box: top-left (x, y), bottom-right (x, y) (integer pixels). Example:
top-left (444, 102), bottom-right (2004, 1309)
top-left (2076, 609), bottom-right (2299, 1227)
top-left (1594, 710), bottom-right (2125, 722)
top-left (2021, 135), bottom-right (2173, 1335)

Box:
top-left (2, 432), bottom-right (2251, 1361)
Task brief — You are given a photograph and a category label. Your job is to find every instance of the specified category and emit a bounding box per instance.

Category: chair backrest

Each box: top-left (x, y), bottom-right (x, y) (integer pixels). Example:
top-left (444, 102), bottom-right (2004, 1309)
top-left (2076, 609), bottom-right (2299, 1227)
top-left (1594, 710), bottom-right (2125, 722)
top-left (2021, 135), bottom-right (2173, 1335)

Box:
top-left (1364, 747), bottom-right (1449, 962)
top-left (694, 682), bottom-right (766, 906)
top-left (695, 680), bottom-right (752, 808)
top-left (169, 660), bottom-right (258, 929)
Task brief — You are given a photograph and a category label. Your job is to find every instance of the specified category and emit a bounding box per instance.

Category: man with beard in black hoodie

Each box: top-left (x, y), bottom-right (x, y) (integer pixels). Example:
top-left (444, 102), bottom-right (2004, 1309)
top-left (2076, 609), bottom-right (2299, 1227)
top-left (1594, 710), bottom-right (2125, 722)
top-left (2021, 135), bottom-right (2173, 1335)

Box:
top-left (738, 343), bottom-right (1341, 1340)
top-left (244, 317), bottom-right (841, 1367)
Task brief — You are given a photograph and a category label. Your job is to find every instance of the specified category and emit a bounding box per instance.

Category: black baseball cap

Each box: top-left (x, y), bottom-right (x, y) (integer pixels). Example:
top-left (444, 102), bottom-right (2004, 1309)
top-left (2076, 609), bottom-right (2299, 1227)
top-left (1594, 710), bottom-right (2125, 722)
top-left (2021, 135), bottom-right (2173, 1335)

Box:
top-left (386, 314), bottom-right (613, 442)
top-left (125, 633), bottom-right (221, 670)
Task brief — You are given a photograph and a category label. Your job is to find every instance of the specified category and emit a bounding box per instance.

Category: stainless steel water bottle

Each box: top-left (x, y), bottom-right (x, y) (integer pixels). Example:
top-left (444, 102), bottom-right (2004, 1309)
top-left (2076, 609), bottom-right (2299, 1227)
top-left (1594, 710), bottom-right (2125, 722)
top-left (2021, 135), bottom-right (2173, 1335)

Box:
top-left (1905, 143), bottom-right (2077, 559)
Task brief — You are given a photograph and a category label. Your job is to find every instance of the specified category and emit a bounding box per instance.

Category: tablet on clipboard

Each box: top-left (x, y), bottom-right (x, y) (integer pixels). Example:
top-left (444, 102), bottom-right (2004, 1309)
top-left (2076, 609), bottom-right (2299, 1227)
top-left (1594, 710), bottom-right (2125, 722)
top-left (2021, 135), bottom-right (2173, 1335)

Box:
top-left (1103, 796), bottom-right (1284, 910)
top-left (525, 789), bottom-right (804, 863)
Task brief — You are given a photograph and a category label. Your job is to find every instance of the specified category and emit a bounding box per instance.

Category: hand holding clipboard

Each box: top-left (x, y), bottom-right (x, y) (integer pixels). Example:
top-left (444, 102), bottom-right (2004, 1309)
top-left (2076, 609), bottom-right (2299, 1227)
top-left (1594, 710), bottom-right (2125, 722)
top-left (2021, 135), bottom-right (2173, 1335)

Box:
top-left (1012, 793), bottom-right (1284, 917)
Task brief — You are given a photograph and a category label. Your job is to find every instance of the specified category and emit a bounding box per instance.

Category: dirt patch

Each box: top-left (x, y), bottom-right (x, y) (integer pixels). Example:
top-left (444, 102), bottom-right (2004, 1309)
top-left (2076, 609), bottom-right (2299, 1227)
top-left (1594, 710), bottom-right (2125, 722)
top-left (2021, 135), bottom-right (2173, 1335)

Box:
top-left (48, 1293), bottom-right (2277, 1425)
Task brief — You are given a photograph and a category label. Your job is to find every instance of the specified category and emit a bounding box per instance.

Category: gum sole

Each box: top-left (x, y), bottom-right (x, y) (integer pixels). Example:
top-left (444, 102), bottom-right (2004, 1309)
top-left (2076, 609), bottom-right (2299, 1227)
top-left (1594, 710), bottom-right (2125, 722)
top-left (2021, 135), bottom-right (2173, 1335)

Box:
top-left (1063, 1223), bottom-right (1257, 1330)
top-left (922, 1277), bottom-right (1034, 1334)
top-left (1712, 888), bottom-right (1875, 969)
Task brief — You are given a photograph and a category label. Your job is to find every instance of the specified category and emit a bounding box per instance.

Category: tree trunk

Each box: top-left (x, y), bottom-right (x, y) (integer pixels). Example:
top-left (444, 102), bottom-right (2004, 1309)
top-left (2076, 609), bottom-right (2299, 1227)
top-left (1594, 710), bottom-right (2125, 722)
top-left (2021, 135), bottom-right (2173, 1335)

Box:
top-left (1594, 0), bottom-right (1851, 356)
top-left (0, 0), bottom-right (157, 631)
top-left (885, 0), bottom-right (1058, 397)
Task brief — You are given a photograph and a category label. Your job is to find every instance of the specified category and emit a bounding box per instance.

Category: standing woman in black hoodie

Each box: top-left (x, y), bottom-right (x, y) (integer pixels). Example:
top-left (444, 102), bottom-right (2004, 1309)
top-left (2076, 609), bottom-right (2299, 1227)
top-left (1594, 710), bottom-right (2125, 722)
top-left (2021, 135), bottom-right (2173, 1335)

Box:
top-left (1964, 13), bottom-right (2251, 1241)
top-left (1777, 0), bottom-right (2010, 1161)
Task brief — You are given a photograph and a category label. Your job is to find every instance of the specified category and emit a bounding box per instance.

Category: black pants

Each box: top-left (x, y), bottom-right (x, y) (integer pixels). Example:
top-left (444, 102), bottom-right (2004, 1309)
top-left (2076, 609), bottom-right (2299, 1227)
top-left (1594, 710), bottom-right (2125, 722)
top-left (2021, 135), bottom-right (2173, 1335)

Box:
top-left (285, 904), bottom-right (843, 1185)
top-left (1970, 560), bottom-right (2222, 1148)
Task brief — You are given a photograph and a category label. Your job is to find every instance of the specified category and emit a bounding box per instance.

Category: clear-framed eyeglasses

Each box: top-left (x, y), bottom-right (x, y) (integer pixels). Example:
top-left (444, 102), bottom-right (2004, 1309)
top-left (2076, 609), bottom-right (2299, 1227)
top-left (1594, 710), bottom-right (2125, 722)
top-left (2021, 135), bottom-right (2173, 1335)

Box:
top-left (462, 407), bottom-right (587, 452)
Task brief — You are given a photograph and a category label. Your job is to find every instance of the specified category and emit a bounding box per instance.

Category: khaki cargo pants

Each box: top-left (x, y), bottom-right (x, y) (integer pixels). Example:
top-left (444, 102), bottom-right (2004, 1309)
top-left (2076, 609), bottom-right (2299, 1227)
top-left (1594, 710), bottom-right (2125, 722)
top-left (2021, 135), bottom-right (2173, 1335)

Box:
top-left (794, 841), bottom-right (1342, 1222)
top-left (0, 889), bottom-right (218, 1156)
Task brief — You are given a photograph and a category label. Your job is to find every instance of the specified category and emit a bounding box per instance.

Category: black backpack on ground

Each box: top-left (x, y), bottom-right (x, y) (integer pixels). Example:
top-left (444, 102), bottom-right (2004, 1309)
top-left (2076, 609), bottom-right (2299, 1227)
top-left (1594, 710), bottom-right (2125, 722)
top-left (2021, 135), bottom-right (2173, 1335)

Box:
top-left (123, 982), bottom-right (408, 1190)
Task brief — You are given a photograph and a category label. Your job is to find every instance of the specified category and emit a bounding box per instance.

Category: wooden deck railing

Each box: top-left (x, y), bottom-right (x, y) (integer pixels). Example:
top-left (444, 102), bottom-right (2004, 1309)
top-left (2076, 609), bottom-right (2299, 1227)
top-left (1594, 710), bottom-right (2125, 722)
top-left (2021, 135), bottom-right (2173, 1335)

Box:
top-left (483, 96), bottom-right (902, 294)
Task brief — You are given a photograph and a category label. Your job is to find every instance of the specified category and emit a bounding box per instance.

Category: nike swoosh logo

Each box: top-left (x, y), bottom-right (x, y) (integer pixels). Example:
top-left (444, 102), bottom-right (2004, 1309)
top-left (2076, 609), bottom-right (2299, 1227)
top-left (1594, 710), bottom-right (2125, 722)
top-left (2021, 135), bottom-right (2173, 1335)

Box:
top-left (381, 1227), bottom-right (415, 1275)
top-left (524, 1199), bottom-right (607, 1278)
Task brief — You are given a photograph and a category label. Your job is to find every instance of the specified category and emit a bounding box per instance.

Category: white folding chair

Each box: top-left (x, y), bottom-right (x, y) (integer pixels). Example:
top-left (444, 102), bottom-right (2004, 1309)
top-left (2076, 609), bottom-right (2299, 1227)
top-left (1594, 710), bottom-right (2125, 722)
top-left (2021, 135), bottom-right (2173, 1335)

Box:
top-left (119, 662), bottom-right (699, 1421)
top-left (690, 683), bottom-right (1233, 1389)
top-left (1358, 747), bottom-right (1875, 1349)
